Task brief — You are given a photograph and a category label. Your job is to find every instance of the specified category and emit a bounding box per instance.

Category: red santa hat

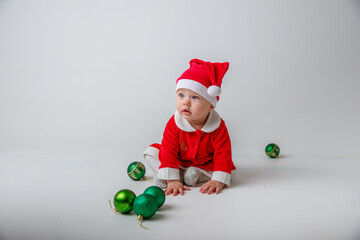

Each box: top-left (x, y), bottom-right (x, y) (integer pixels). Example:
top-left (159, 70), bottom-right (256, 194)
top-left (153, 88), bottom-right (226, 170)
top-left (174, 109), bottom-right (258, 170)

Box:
top-left (176, 59), bottom-right (229, 107)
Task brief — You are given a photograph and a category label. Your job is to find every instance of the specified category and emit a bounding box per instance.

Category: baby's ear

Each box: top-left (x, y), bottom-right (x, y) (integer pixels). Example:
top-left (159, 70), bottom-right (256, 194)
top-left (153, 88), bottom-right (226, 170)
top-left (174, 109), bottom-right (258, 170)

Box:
top-left (209, 105), bottom-right (215, 112)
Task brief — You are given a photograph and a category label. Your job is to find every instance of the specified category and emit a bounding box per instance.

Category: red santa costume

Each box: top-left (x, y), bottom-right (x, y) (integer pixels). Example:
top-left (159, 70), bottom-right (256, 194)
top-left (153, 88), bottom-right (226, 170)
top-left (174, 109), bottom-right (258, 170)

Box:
top-left (144, 59), bottom-right (236, 186)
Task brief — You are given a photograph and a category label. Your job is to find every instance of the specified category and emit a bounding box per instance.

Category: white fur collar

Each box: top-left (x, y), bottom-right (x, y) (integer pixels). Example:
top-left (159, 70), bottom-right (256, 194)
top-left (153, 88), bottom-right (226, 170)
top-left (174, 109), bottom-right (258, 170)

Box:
top-left (174, 110), bottom-right (221, 133)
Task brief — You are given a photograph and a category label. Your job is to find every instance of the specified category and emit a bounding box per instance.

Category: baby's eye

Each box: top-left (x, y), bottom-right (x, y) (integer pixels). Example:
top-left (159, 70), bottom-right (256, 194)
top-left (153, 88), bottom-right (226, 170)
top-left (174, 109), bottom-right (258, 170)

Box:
top-left (179, 93), bottom-right (184, 98)
top-left (192, 96), bottom-right (199, 100)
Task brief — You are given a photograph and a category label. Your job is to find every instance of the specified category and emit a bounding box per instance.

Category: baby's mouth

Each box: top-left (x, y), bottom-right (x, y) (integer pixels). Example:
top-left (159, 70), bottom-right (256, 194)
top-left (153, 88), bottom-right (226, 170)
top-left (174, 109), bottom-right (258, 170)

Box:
top-left (182, 109), bottom-right (191, 115)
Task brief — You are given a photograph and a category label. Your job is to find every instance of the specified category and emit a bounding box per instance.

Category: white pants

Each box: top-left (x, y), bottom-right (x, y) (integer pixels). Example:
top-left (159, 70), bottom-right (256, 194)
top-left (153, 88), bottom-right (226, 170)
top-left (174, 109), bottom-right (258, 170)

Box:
top-left (143, 146), bottom-right (213, 179)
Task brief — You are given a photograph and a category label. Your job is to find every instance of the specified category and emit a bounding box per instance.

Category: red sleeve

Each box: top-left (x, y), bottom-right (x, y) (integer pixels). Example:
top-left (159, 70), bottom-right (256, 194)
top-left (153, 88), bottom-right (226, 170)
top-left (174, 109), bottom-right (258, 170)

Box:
top-left (212, 120), bottom-right (235, 174)
top-left (159, 116), bottom-right (180, 169)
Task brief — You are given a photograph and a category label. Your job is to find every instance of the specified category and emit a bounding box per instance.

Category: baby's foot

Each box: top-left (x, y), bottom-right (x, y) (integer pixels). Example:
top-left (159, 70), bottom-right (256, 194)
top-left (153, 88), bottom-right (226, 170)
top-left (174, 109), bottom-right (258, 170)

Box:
top-left (184, 167), bottom-right (201, 186)
top-left (198, 171), bottom-right (211, 183)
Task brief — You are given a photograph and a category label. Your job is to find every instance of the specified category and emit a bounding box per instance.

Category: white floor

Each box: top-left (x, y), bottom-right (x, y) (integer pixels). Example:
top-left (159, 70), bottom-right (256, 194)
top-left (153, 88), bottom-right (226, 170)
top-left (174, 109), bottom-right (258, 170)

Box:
top-left (1, 148), bottom-right (359, 240)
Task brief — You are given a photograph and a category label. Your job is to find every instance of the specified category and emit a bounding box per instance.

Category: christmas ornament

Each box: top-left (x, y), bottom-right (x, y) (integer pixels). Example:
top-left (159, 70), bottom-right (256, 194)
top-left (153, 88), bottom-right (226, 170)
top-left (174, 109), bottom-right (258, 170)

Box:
top-left (265, 143), bottom-right (280, 158)
top-left (127, 161), bottom-right (146, 180)
top-left (144, 186), bottom-right (166, 208)
top-left (133, 194), bottom-right (158, 219)
top-left (133, 193), bottom-right (158, 229)
top-left (112, 189), bottom-right (136, 214)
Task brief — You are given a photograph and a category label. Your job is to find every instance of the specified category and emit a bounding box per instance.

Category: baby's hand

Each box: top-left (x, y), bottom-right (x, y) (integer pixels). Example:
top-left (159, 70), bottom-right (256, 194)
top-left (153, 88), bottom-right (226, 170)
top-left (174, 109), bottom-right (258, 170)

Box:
top-left (165, 180), bottom-right (190, 196)
top-left (199, 180), bottom-right (225, 194)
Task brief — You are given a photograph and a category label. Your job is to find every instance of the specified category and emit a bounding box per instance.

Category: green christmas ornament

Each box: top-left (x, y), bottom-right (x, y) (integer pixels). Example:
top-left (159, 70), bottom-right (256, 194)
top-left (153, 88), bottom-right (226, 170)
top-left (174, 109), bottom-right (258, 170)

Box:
top-left (265, 143), bottom-right (280, 158)
top-left (127, 161), bottom-right (146, 180)
top-left (144, 186), bottom-right (166, 208)
top-left (113, 189), bottom-right (136, 214)
top-left (133, 194), bottom-right (158, 219)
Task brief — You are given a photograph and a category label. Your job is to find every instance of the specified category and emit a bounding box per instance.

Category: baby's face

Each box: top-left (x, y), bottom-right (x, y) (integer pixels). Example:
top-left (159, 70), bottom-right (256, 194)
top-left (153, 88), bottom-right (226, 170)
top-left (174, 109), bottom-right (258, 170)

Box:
top-left (176, 88), bottom-right (214, 127)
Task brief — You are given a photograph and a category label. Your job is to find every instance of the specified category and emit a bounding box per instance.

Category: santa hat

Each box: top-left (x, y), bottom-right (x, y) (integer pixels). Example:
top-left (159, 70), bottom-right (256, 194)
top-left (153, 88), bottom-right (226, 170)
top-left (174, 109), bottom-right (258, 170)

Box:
top-left (176, 59), bottom-right (229, 107)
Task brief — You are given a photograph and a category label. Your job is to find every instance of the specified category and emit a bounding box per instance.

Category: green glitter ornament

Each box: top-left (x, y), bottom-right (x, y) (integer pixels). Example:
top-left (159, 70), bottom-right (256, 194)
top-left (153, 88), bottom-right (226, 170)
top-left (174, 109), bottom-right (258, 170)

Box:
top-left (113, 189), bottom-right (136, 214)
top-left (127, 161), bottom-right (146, 180)
top-left (144, 186), bottom-right (166, 208)
top-left (133, 194), bottom-right (158, 219)
top-left (265, 143), bottom-right (280, 158)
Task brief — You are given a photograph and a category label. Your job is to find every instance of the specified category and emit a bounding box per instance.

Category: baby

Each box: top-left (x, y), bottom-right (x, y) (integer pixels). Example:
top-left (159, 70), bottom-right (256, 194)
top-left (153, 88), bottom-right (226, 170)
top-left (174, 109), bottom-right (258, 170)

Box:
top-left (144, 59), bottom-right (236, 196)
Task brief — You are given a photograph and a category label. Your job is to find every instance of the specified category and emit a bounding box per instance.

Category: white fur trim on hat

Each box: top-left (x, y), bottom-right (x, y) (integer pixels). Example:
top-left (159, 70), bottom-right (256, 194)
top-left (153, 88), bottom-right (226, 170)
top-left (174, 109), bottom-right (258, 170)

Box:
top-left (176, 79), bottom-right (218, 107)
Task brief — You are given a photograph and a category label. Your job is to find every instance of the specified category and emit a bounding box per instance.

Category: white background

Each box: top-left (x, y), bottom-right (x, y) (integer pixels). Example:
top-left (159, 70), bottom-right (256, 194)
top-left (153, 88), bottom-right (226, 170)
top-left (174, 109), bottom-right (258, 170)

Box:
top-left (1, 1), bottom-right (360, 240)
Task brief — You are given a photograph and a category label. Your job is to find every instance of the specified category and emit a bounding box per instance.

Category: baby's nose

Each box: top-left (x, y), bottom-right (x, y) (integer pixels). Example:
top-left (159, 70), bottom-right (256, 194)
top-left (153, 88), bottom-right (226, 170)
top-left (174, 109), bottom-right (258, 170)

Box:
top-left (183, 98), bottom-right (190, 105)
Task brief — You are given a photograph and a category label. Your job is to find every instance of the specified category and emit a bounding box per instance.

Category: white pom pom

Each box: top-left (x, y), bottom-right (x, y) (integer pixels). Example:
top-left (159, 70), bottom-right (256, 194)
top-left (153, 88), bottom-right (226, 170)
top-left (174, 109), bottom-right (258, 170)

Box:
top-left (207, 85), bottom-right (222, 97)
